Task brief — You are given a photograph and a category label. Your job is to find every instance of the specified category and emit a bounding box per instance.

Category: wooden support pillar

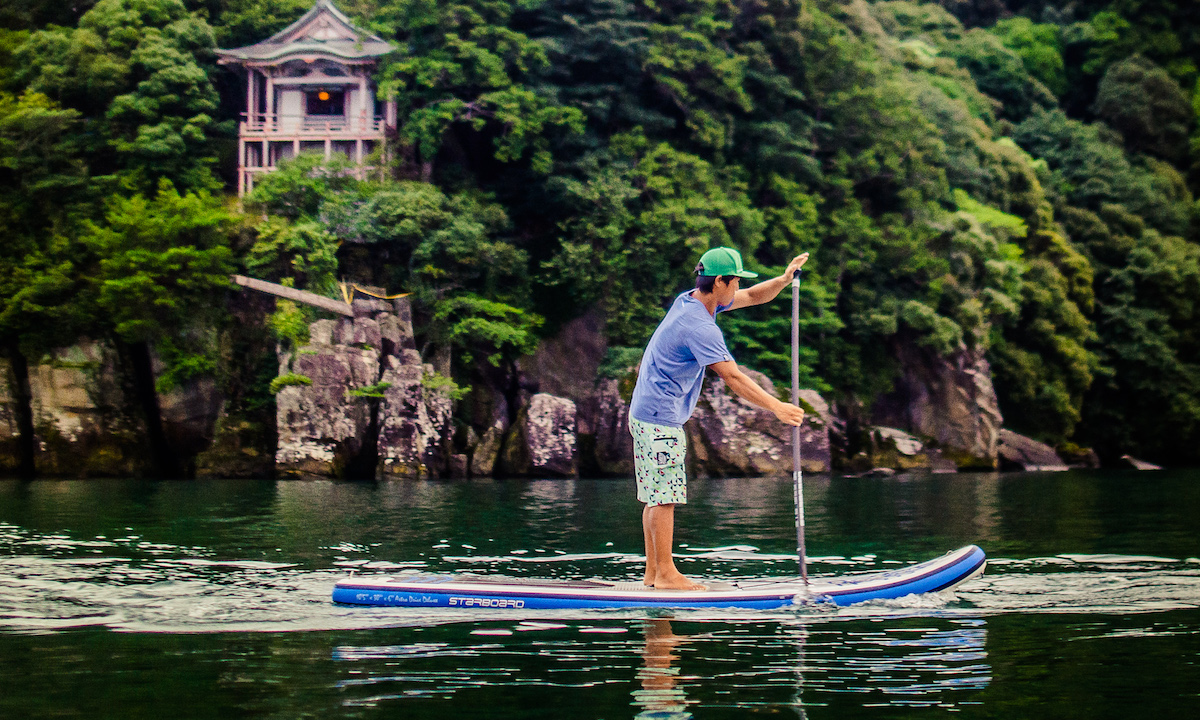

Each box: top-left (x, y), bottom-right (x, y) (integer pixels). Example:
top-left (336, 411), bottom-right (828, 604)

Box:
top-left (265, 72), bottom-right (274, 129)
top-left (358, 75), bottom-right (368, 131)
top-left (262, 69), bottom-right (274, 169)
top-left (246, 70), bottom-right (255, 124)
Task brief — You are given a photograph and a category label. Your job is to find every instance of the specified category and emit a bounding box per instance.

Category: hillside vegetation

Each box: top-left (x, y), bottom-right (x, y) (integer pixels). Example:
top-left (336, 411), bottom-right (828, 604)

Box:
top-left (2, 0), bottom-right (1198, 468)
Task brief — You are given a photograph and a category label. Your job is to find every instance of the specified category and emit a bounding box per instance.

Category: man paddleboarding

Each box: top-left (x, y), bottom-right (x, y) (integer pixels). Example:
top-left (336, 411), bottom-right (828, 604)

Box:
top-left (630, 247), bottom-right (810, 590)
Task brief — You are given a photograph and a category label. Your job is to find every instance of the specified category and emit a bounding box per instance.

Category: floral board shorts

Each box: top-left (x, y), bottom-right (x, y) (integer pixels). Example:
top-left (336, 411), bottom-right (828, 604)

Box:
top-left (630, 417), bottom-right (688, 507)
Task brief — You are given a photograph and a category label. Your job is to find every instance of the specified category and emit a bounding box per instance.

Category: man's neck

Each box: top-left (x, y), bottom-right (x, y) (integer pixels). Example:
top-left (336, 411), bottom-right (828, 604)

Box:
top-left (689, 289), bottom-right (721, 317)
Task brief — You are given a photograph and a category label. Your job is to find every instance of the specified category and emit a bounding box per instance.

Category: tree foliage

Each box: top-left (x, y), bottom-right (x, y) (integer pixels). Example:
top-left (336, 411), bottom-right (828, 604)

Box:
top-left (14, 0), bottom-right (221, 193)
top-left (1093, 54), bottom-right (1193, 163)
top-left (246, 152), bottom-right (540, 375)
top-left (79, 180), bottom-right (234, 344)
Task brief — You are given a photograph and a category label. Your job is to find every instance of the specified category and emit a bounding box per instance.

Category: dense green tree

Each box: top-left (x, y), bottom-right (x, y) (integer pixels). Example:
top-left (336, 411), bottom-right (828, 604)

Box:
top-left (203, 0), bottom-right (309, 47)
top-left (361, 0), bottom-right (585, 176)
top-left (1014, 108), bottom-right (1192, 236)
top-left (546, 132), bottom-right (767, 346)
top-left (1081, 224), bottom-right (1200, 460)
top-left (989, 219), bottom-right (1099, 442)
top-left (991, 16), bottom-right (1066, 96)
top-left (0, 0), bottom-right (99, 30)
top-left (1092, 54), bottom-right (1193, 164)
top-left (76, 181), bottom-right (234, 476)
top-left (1017, 106), bottom-right (1200, 459)
top-left (14, 0), bottom-right (222, 192)
top-left (944, 26), bottom-right (1058, 119)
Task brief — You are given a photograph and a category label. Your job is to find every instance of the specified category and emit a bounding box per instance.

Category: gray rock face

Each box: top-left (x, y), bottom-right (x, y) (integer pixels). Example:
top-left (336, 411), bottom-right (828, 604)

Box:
top-left (499, 393), bottom-right (578, 477)
top-left (158, 375), bottom-right (224, 457)
top-left (686, 367), bottom-right (832, 475)
top-left (1059, 445), bottom-right (1101, 469)
top-left (518, 311), bottom-right (606, 403)
top-left (275, 322), bottom-right (374, 477)
top-left (577, 377), bottom-right (634, 476)
top-left (998, 429), bottom-right (1069, 472)
top-left (3, 342), bottom-right (234, 477)
top-left (21, 343), bottom-right (144, 476)
top-left (875, 426), bottom-right (924, 456)
top-left (874, 345), bottom-right (1002, 468)
top-left (841, 426), bottom-right (958, 473)
top-left (377, 355), bottom-right (454, 479)
top-left (275, 298), bottom-right (453, 479)
top-left (869, 426), bottom-right (930, 470)
top-left (0, 365), bottom-right (14, 470)
top-left (194, 412), bottom-right (274, 479)
top-left (470, 420), bottom-right (505, 477)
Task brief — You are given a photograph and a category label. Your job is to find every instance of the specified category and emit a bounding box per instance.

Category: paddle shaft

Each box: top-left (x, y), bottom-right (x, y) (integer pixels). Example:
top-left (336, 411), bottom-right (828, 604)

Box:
top-left (791, 269), bottom-right (808, 586)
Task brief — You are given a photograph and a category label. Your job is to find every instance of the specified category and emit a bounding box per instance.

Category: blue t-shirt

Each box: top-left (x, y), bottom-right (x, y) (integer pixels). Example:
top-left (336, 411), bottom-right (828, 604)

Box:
top-left (629, 291), bottom-right (734, 427)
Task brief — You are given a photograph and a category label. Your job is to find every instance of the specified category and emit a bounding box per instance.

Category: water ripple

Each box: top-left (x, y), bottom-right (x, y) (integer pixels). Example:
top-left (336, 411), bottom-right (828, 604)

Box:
top-left (2, 523), bottom-right (1198, 634)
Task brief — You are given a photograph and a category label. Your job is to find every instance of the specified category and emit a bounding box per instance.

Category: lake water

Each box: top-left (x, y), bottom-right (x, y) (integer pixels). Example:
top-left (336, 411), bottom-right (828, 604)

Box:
top-left (1, 471), bottom-right (1197, 718)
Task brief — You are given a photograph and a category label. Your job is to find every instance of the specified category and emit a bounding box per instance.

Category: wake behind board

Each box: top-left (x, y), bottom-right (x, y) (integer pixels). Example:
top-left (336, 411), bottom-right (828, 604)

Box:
top-left (332, 545), bottom-right (985, 610)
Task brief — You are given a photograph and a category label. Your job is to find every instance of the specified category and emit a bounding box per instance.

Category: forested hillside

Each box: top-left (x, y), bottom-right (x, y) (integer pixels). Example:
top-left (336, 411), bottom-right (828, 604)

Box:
top-left (2, 0), bottom-right (1198, 470)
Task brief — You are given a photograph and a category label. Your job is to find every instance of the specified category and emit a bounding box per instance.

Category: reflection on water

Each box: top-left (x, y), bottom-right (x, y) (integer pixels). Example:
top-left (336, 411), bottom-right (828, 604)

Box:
top-left (633, 619), bottom-right (692, 719)
top-left (320, 617), bottom-right (991, 713)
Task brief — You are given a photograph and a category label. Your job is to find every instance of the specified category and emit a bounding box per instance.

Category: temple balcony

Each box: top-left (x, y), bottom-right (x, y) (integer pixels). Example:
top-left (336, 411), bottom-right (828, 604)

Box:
top-left (239, 112), bottom-right (388, 138)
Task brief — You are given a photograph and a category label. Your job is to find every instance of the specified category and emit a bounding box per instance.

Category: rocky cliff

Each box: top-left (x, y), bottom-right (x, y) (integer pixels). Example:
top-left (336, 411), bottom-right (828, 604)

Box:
top-left (1, 343), bottom-right (220, 477)
top-left (872, 344), bottom-right (1003, 468)
top-left (686, 368), bottom-right (832, 475)
top-left (498, 393), bottom-right (579, 477)
top-left (275, 298), bottom-right (454, 479)
top-left (2, 306), bottom-right (1089, 478)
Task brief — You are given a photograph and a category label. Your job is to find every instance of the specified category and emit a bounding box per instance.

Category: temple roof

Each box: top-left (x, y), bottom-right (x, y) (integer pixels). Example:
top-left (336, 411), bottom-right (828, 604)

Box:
top-left (217, 0), bottom-right (393, 65)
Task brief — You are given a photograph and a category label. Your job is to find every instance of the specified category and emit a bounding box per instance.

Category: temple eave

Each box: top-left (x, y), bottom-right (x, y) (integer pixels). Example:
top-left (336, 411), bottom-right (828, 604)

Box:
top-left (216, 45), bottom-right (393, 65)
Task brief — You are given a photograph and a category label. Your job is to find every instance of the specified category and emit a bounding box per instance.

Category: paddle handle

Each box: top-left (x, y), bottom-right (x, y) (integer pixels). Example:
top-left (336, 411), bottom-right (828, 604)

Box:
top-left (792, 269), bottom-right (808, 587)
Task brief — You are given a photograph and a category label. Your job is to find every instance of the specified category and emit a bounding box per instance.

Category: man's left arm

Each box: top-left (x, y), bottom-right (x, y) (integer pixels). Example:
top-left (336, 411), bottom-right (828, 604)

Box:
top-left (727, 252), bottom-right (809, 311)
top-left (709, 361), bottom-right (805, 426)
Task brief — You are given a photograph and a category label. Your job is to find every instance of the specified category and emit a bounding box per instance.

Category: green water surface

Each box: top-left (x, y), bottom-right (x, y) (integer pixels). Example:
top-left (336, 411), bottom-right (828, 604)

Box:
top-left (1, 471), bottom-right (1197, 718)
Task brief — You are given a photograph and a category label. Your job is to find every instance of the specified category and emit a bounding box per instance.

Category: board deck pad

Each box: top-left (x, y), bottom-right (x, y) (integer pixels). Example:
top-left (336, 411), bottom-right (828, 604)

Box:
top-left (332, 545), bottom-right (986, 610)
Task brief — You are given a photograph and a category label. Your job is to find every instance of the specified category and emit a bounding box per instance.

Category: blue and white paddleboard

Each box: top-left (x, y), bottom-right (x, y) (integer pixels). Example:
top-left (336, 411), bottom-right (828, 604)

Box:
top-left (331, 545), bottom-right (985, 610)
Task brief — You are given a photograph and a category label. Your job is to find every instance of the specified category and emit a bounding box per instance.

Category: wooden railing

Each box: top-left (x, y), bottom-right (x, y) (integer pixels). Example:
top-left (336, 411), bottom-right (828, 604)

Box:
top-left (240, 113), bottom-right (387, 135)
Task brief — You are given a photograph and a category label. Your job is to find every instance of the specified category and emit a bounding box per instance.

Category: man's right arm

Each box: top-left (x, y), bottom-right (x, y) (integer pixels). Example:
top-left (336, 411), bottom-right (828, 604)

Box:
top-left (709, 360), bottom-right (805, 426)
top-left (727, 252), bottom-right (809, 311)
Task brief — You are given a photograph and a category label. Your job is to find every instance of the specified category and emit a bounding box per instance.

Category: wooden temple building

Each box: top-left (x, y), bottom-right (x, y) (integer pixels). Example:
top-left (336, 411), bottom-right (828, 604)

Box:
top-left (217, 0), bottom-right (396, 195)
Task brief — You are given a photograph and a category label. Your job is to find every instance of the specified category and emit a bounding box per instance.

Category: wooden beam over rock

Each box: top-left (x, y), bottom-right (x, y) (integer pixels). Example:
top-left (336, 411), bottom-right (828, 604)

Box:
top-left (231, 274), bottom-right (354, 317)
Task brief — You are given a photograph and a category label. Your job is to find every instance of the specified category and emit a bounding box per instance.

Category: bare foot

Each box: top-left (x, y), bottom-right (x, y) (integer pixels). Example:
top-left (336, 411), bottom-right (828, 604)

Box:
top-left (652, 571), bottom-right (707, 591)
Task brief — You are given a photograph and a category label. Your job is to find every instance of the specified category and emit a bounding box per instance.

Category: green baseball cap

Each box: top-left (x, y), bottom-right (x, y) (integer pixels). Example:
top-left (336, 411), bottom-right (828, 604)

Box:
top-left (697, 247), bottom-right (758, 279)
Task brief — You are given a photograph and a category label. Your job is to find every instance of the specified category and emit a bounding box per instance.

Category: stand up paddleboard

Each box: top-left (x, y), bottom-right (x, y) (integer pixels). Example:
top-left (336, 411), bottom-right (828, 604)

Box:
top-left (331, 544), bottom-right (985, 610)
